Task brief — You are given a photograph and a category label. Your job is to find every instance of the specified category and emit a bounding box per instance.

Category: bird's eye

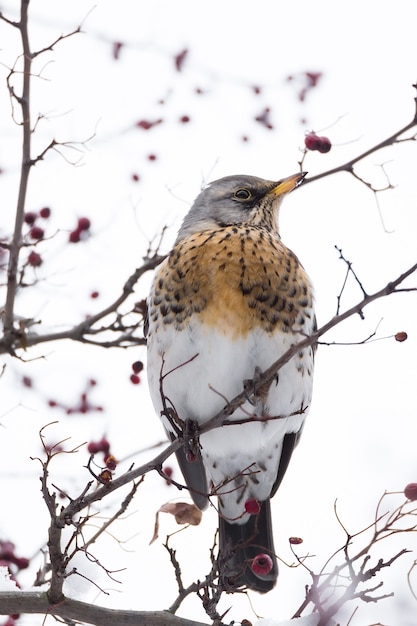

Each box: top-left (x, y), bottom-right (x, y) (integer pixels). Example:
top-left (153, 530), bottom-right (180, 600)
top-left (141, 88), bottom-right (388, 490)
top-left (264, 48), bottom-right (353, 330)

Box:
top-left (234, 188), bottom-right (251, 200)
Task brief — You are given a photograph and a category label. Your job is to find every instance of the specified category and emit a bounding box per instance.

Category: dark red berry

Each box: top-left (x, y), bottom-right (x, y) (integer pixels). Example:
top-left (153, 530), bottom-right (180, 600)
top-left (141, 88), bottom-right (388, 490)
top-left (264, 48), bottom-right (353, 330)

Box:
top-left (22, 376), bottom-right (32, 388)
top-left (131, 173), bottom-right (140, 182)
top-left (28, 251), bottom-right (42, 267)
top-left (130, 374), bottom-right (140, 385)
top-left (395, 331), bottom-right (408, 342)
top-left (77, 217), bottom-right (91, 231)
top-left (304, 133), bottom-right (321, 150)
top-left (163, 466), bottom-right (173, 478)
top-left (90, 291), bottom-right (99, 299)
top-left (244, 498), bottom-right (261, 515)
top-left (317, 136), bottom-right (332, 153)
top-left (404, 483), bottom-right (417, 501)
top-left (132, 361), bottom-right (144, 374)
top-left (147, 154), bottom-right (157, 161)
top-left (29, 226), bottom-right (44, 240)
top-left (251, 553), bottom-right (273, 576)
top-left (289, 536), bottom-right (304, 545)
top-left (179, 115), bottom-right (190, 123)
top-left (24, 212), bottom-right (37, 225)
top-left (69, 229), bottom-right (81, 243)
top-left (39, 207), bottom-right (51, 218)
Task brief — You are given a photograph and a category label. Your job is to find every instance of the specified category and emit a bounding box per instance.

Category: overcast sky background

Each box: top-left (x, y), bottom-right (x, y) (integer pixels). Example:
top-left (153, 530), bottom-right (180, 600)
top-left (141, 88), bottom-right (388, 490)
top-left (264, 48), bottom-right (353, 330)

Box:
top-left (0, 1), bottom-right (417, 624)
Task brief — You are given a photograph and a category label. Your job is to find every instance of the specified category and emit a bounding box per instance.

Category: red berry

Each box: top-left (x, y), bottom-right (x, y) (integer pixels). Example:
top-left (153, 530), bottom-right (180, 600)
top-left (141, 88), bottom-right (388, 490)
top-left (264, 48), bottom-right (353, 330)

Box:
top-left (163, 466), bottom-right (173, 478)
top-left (130, 374), bottom-right (140, 385)
top-left (77, 217), bottom-right (91, 231)
top-left (48, 400), bottom-right (57, 407)
top-left (304, 133), bottom-right (321, 150)
top-left (131, 173), bottom-right (140, 182)
top-left (28, 251), bottom-right (42, 267)
top-left (39, 207), bottom-right (51, 218)
top-left (90, 291), bottom-right (99, 299)
top-left (147, 154), bottom-right (157, 161)
top-left (317, 136), bottom-right (332, 153)
top-left (251, 553), bottom-right (273, 576)
top-left (69, 229), bottom-right (81, 243)
top-left (24, 212), bottom-right (37, 225)
top-left (404, 483), bottom-right (417, 501)
top-left (395, 331), bottom-right (408, 342)
top-left (132, 361), bottom-right (144, 374)
top-left (22, 376), bottom-right (32, 388)
top-left (179, 115), bottom-right (190, 123)
top-left (289, 536), bottom-right (304, 545)
top-left (244, 498), bottom-right (261, 515)
top-left (29, 226), bottom-right (44, 240)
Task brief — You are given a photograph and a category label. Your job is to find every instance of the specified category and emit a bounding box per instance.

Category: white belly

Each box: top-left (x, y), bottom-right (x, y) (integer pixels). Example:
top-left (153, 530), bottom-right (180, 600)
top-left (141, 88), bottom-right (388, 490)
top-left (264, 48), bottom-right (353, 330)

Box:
top-left (147, 318), bottom-right (314, 521)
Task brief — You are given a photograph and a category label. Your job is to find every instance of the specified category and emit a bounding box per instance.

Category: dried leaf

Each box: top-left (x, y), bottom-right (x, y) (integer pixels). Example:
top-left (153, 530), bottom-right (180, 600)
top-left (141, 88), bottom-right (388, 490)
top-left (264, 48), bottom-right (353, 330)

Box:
top-left (149, 501), bottom-right (202, 544)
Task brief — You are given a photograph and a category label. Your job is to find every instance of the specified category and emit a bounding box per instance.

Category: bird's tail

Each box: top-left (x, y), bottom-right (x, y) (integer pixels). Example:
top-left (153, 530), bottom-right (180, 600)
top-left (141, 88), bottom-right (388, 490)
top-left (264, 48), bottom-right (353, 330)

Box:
top-left (218, 499), bottom-right (278, 593)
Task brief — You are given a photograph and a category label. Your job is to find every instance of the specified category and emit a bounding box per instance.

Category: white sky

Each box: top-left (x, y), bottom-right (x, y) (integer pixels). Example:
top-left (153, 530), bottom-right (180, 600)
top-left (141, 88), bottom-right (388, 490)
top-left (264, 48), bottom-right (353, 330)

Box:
top-left (0, 1), bottom-right (416, 624)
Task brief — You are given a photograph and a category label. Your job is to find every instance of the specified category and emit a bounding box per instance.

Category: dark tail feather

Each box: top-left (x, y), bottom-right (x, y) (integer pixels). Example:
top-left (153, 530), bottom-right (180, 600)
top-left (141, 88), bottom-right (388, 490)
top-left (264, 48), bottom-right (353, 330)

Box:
top-left (218, 499), bottom-right (278, 593)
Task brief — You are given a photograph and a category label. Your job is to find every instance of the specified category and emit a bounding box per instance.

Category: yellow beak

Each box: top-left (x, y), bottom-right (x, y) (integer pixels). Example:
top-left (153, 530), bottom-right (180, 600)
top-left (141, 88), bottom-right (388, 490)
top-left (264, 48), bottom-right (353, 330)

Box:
top-left (270, 172), bottom-right (307, 197)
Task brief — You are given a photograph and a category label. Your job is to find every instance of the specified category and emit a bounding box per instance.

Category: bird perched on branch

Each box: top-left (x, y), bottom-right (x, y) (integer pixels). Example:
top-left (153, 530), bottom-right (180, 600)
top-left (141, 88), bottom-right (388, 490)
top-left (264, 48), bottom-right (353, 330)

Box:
top-left (146, 172), bottom-right (315, 593)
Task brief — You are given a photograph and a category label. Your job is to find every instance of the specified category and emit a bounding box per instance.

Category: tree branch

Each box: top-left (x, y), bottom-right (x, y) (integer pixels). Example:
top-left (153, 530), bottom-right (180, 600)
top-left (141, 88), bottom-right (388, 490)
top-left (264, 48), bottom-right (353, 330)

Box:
top-left (303, 88), bottom-right (417, 186)
top-left (0, 591), bottom-right (209, 626)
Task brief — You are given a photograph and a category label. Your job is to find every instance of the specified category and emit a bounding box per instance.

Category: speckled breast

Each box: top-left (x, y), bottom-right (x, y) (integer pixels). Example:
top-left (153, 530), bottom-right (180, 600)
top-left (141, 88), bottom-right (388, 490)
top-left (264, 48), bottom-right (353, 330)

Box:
top-left (148, 224), bottom-right (314, 339)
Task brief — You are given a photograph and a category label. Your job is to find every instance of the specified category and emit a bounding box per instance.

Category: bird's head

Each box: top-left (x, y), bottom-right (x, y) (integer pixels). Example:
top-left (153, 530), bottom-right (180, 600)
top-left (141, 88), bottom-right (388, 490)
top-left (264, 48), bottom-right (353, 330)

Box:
top-left (176, 172), bottom-right (306, 243)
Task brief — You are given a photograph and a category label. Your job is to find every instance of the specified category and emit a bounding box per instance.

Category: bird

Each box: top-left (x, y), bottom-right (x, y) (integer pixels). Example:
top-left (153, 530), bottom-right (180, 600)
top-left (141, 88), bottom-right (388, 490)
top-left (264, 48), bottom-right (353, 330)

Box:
top-left (146, 172), bottom-right (315, 593)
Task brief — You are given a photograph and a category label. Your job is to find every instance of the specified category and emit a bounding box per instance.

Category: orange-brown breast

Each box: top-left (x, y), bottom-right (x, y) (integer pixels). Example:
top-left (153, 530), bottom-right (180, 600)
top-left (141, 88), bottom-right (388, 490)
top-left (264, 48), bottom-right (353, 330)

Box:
top-left (149, 225), bottom-right (313, 339)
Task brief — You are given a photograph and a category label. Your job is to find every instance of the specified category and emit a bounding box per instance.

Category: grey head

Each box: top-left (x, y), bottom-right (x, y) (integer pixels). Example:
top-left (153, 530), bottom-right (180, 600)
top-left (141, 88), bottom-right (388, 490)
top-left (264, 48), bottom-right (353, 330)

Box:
top-left (175, 172), bottom-right (306, 244)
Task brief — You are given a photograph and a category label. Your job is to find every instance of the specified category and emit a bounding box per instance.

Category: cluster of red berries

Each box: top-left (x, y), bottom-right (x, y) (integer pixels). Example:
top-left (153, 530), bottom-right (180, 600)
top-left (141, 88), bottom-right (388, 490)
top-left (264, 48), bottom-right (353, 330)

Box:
top-left (304, 133), bottom-right (332, 153)
top-left (24, 208), bottom-right (51, 266)
top-left (69, 217), bottom-right (91, 243)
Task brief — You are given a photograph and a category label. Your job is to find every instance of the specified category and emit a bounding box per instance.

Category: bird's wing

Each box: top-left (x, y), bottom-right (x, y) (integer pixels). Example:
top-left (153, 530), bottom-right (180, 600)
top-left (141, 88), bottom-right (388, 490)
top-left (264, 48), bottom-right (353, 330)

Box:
top-left (270, 430), bottom-right (302, 498)
top-left (168, 432), bottom-right (209, 511)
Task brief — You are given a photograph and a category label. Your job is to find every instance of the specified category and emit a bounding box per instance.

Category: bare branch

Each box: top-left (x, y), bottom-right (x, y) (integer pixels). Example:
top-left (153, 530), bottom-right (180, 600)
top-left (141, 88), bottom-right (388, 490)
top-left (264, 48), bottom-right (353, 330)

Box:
top-left (0, 254), bottom-right (165, 354)
top-left (0, 591), bottom-right (209, 626)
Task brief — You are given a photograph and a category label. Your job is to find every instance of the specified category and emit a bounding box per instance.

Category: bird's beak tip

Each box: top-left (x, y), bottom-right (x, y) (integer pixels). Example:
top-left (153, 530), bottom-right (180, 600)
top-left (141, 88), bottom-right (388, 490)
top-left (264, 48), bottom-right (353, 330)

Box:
top-left (271, 172), bottom-right (307, 197)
